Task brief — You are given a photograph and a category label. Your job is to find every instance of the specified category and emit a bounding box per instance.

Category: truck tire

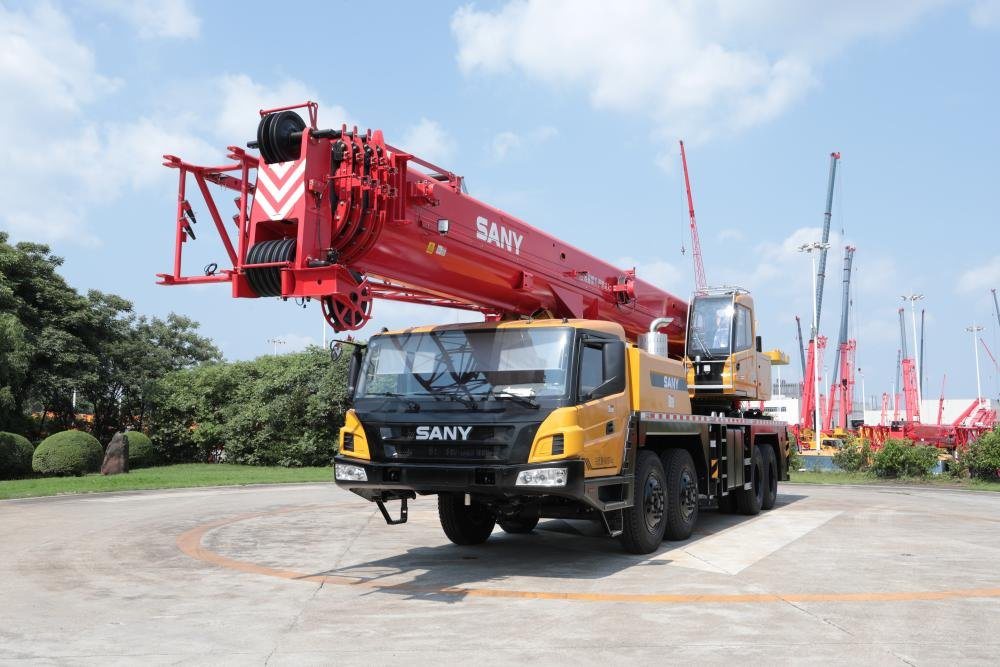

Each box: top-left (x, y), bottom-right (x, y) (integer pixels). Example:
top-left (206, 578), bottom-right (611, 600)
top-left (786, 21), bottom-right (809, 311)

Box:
top-left (499, 508), bottom-right (540, 534)
top-left (619, 450), bottom-right (667, 554)
top-left (438, 493), bottom-right (496, 545)
top-left (661, 449), bottom-right (699, 541)
top-left (760, 444), bottom-right (778, 510)
top-left (736, 447), bottom-right (764, 516)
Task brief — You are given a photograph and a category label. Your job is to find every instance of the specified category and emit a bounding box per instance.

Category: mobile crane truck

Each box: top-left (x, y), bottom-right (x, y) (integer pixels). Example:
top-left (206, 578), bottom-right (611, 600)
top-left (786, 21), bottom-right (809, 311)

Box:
top-left (158, 102), bottom-right (790, 554)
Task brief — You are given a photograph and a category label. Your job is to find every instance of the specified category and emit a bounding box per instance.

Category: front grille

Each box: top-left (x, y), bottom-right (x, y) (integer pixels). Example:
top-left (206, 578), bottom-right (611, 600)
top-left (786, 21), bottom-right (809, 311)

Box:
top-left (383, 443), bottom-right (508, 463)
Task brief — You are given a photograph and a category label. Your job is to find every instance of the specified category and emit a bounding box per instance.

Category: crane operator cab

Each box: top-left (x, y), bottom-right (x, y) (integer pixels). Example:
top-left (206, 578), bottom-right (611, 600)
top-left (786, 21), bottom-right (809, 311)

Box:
top-left (685, 288), bottom-right (787, 403)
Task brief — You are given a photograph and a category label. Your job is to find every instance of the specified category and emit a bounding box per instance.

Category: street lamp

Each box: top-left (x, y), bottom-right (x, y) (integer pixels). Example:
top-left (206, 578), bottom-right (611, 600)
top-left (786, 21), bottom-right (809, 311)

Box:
top-left (966, 324), bottom-right (984, 406)
top-left (799, 241), bottom-right (830, 452)
top-left (266, 337), bottom-right (286, 355)
top-left (902, 294), bottom-right (924, 418)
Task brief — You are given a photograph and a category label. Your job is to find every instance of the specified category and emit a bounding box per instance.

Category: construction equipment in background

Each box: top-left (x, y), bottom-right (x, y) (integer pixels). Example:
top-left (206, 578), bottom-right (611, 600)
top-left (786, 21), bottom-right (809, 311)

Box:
top-left (825, 246), bottom-right (856, 433)
top-left (797, 152), bottom-right (840, 442)
top-left (157, 101), bottom-right (790, 554)
top-left (992, 288), bottom-right (1000, 331)
top-left (899, 307), bottom-right (921, 423)
top-left (679, 140), bottom-right (708, 294)
top-left (937, 375), bottom-right (946, 426)
top-left (795, 315), bottom-right (806, 377)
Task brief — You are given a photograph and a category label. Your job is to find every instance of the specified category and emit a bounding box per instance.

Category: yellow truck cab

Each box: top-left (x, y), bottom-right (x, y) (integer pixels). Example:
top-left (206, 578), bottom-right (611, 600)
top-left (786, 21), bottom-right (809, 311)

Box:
top-left (335, 306), bottom-right (789, 554)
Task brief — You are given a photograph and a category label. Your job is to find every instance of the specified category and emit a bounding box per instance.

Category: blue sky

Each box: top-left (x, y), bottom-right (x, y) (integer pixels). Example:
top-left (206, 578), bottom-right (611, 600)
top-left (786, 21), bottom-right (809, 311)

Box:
top-left (2, 0), bottom-right (999, 404)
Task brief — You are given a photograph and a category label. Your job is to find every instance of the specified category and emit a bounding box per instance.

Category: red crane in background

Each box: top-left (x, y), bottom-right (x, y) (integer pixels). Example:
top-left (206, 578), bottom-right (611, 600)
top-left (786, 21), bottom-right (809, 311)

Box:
top-left (937, 374), bottom-right (946, 426)
top-left (825, 246), bottom-right (856, 431)
top-left (798, 152), bottom-right (840, 436)
top-left (899, 307), bottom-right (921, 422)
top-left (679, 141), bottom-right (707, 294)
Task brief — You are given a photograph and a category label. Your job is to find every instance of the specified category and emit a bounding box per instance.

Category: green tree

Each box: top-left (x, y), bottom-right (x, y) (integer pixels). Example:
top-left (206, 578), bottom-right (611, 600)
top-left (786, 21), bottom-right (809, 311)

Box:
top-left (148, 348), bottom-right (349, 466)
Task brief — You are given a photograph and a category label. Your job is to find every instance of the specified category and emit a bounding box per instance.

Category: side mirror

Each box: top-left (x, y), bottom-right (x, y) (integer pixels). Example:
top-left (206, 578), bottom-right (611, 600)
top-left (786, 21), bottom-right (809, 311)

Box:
top-left (588, 340), bottom-right (627, 400)
top-left (756, 335), bottom-right (762, 353)
top-left (347, 347), bottom-right (364, 399)
top-left (330, 341), bottom-right (344, 361)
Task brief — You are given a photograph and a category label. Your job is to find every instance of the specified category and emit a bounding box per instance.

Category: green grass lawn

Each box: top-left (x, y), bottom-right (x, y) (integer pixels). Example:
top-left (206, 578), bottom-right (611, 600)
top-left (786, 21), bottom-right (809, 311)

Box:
top-left (787, 470), bottom-right (1000, 492)
top-left (0, 463), bottom-right (333, 500)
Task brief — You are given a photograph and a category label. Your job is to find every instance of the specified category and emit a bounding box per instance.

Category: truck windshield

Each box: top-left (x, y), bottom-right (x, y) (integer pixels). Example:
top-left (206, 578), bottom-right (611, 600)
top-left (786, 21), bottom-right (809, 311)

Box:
top-left (355, 327), bottom-right (572, 401)
top-left (688, 296), bottom-right (734, 358)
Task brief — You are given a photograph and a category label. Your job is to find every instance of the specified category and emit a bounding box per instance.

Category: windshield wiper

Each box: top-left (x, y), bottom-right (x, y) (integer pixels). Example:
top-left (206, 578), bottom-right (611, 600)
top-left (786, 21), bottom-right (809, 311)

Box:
top-left (691, 330), bottom-right (712, 359)
top-left (413, 390), bottom-right (479, 410)
top-left (365, 392), bottom-right (420, 412)
top-left (485, 389), bottom-right (539, 409)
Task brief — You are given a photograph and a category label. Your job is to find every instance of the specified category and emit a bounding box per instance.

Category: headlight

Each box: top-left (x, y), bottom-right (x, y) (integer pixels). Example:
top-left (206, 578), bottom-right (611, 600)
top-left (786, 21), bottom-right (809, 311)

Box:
top-left (335, 463), bottom-right (367, 482)
top-left (516, 467), bottom-right (567, 487)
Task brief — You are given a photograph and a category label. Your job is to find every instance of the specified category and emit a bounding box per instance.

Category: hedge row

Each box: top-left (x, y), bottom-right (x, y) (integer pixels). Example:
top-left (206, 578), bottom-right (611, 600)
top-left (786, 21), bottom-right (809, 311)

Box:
top-left (0, 429), bottom-right (162, 479)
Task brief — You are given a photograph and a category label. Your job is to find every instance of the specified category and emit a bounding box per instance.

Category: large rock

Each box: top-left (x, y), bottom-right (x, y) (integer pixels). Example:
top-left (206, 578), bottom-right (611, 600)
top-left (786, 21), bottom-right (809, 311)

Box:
top-left (101, 433), bottom-right (130, 475)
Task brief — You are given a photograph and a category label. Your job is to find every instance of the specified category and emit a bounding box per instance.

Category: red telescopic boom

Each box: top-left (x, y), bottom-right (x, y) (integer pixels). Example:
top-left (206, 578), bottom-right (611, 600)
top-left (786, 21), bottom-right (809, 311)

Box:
top-left (158, 103), bottom-right (688, 351)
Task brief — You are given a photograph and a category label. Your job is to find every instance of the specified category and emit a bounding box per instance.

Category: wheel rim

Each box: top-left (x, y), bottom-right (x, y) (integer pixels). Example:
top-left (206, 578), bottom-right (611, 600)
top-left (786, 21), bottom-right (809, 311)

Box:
top-left (643, 474), bottom-right (665, 532)
top-left (679, 469), bottom-right (698, 521)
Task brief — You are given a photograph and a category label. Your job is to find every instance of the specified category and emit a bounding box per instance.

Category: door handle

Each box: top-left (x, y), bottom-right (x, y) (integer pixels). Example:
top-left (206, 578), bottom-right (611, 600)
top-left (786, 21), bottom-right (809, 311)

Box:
top-left (605, 421), bottom-right (615, 435)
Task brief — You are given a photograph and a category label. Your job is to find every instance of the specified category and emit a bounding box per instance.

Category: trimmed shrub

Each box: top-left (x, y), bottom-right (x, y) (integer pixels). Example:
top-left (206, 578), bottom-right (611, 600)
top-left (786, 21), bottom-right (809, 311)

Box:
top-left (0, 432), bottom-right (34, 479)
top-left (965, 428), bottom-right (1000, 481)
top-left (32, 430), bottom-right (103, 476)
top-left (871, 438), bottom-right (938, 478)
top-left (832, 438), bottom-right (873, 473)
top-left (124, 431), bottom-right (158, 469)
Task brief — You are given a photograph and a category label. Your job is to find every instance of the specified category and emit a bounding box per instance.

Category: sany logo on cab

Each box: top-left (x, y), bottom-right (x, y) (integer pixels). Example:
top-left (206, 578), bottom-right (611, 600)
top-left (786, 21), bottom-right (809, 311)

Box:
top-left (415, 426), bottom-right (473, 441)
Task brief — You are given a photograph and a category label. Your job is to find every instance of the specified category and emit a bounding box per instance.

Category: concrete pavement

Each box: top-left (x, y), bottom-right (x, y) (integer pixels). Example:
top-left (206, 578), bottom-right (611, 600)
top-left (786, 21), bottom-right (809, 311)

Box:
top-left (2, 482), bottom-right (999, 665)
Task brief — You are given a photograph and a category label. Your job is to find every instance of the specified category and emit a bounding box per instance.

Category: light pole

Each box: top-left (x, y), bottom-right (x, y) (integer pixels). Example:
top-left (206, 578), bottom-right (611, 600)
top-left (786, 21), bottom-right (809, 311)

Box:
top-left (902, 294), bottom-right (924, 418)
top-left (799, 241), bottom-right (830, 451)
top-left (266, 337), bottom-right (286, 355)
top-left (967, 324), bottom-right (984, 406)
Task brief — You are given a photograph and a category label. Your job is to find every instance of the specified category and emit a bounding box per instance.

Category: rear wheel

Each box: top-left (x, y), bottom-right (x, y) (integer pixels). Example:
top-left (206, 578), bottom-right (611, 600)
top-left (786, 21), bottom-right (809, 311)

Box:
top-left (760, 444), bottom-right (778, 510)
top-left (619, 450), bottom-right (667, 554)
top-left (661, 449), bottom-right (699, 541)
top-left (438, 493), bottom-right (496, 545)
top-left (736, 446), bottom-right (765, 516)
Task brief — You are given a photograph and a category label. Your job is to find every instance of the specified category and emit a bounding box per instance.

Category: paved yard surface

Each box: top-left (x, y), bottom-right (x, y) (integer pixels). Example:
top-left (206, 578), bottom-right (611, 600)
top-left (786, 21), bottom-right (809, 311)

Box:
top-left (2, 482), bottom-right (999, 665)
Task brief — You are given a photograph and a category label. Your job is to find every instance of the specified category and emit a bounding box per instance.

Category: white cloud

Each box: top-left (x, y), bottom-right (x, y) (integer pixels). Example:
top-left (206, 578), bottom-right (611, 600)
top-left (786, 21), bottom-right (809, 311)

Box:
top-left (617, 256), bottom-right (684, 293)
top-left (490, 126), bottom-right (558, 160)
top-left (0, 4), bottom-right (119, 119)
top-left (0, 7), bottom-right (345, 248)
top-left (717, 228), bottom-right (745, 242)
top-left (93, 0), bottom-right (201, 39)
top-left (400, 118), bottom-right (456, 165)
top-left (970, 0), bottom-right (1000, 27)
top-left (958, 255), bottom-right (1000, 293)
top-left (452, 0), bottom-right (950, 144)
top-left (214, 74), bottom-right (352, 142)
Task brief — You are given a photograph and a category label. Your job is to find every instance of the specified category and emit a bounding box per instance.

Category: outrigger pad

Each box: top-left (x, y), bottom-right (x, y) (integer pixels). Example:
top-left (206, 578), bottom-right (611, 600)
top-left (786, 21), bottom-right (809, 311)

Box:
top-left (376, 497), bottom-right (409, 525)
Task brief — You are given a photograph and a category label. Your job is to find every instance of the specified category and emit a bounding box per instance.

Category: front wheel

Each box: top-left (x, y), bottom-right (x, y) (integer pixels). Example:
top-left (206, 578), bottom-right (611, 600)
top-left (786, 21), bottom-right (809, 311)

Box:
top-left (619, 450), bottom-right (667, 554)
top-left (438, 493), bottom-right (496, 545)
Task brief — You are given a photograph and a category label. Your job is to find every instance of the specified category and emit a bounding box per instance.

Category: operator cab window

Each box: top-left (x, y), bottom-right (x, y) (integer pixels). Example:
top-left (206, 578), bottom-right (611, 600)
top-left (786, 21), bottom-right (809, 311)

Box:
top-left (734, 305), bottom-right (753, 352)
top-left (579, 344), bottom-right (604, 398)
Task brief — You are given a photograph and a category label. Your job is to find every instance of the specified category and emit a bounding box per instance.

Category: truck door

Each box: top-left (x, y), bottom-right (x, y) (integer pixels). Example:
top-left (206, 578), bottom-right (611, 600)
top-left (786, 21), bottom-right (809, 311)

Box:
top-left (731, 304), bottom-right (757, 397)
top-left (576, 339), bottom-right (629, 477)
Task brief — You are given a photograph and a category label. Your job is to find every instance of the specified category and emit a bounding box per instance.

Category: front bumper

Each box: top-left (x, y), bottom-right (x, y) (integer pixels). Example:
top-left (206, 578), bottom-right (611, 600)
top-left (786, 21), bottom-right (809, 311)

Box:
top-left (333, 455), bottom-right (587, 502)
